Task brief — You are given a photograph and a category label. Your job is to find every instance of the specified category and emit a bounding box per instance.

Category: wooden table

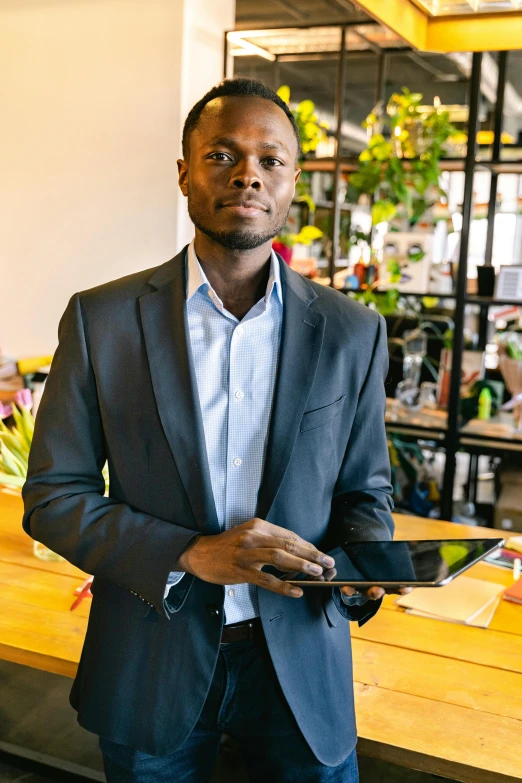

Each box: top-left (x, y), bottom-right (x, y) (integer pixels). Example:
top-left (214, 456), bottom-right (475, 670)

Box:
top-left (1, 489), bottom-right (522, 782)
top-left (385, 398), bottom-right (522, 453)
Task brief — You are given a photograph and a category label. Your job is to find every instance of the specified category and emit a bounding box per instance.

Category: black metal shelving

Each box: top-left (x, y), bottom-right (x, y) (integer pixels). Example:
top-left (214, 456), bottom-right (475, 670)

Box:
top-left (225, 27), bottom-right (522, 520)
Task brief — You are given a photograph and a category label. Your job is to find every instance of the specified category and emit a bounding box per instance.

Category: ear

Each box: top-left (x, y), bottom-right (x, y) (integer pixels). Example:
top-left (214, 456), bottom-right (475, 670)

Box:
top-left (177, 159), bottom-right (188, 197)
top-left (291, 166), bottom-right (301, 197)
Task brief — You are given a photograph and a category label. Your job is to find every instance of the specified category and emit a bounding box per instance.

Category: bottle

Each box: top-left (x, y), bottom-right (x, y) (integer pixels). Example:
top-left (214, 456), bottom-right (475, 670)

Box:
top-left (477, 387), bottom-right (492, 421)
top-left (353, 258), bottom-right (366, 288)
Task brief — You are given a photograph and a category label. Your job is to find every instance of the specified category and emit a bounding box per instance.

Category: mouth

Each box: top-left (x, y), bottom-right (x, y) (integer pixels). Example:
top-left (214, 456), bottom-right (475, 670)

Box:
top-left (219, 200), bottom-right (269, 217)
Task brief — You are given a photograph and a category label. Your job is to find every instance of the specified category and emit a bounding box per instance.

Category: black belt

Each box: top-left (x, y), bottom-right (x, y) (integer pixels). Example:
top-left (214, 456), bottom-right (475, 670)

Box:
top-left (220, 617), bottom-right (262, 644)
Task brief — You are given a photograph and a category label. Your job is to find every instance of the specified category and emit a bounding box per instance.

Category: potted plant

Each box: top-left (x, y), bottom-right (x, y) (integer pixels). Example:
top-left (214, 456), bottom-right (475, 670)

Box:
top-left (272, 224), bottom-right (323, 267)
top-left (349, 89), bottom-right (457, 291)
top-left (351, 88), bottom-right (457, 228)
top-left (0, 389), bottom-right (109, 560)
top-left (274, 86), bottom-right (329, 262)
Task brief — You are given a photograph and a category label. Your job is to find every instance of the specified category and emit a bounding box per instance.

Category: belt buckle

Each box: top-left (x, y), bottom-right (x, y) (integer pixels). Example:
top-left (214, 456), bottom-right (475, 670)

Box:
top-left (221, 619), bottom-right (256, 644)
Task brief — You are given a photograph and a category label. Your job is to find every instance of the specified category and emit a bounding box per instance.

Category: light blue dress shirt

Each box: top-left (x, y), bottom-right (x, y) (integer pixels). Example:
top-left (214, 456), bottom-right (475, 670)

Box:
top-left (165, 240), bottom-right (282, 624)
top-left (165, 240), bottom-right (366, 623)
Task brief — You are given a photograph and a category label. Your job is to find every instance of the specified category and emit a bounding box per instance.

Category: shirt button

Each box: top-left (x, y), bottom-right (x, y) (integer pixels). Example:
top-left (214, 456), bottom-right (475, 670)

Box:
top-left (236, 325), bottom-right (244, 336)
top-left (235, 389), bottom-right (244, 400)
top-left (233, 457), bottom-right (242, 467)
top-left (228, 588), bottom-right (236, 597)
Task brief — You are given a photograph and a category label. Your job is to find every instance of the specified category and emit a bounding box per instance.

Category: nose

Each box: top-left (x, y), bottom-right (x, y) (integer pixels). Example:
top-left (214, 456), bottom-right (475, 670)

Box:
top-left (228, 160), bottom-right (263, 191)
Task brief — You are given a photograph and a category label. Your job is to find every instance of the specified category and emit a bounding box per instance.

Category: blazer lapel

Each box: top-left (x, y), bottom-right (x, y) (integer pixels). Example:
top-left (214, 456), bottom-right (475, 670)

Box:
top-left (138, 248), bottom-right (220, 535)
top-left (257, 259), bottom-right (326, 520)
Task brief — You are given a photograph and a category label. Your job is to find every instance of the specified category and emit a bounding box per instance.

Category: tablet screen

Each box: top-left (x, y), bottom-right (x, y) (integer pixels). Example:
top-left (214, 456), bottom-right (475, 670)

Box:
top-left (281, 539), bottom-right (504, 585)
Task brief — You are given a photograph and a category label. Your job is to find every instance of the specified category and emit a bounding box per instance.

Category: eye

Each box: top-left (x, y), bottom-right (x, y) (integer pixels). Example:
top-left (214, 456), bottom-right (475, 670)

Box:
top-left (264, 157), bottom-right (284, 167)
top-left (208, 152), bottom-right (232, 162)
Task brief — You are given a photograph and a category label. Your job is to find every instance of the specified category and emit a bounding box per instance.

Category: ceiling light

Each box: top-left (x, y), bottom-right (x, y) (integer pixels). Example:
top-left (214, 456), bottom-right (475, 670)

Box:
top-left (227, 31), bottom-right (276, 61)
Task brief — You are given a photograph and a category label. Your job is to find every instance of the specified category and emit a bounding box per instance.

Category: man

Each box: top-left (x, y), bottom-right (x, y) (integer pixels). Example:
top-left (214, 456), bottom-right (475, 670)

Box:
top-left (22, 78), bottom-right (410, 782)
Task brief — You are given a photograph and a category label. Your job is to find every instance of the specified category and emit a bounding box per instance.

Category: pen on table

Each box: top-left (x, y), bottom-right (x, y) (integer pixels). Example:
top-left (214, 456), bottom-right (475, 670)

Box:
top-left (70, 576), bottom-right (93, 611)
top-left (514, 558), bottom-right (521, 582)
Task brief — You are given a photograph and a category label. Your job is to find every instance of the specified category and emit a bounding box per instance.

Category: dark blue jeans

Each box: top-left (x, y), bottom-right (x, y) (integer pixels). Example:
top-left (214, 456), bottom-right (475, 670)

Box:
top-left (99, 632), bottom-right (359, 783)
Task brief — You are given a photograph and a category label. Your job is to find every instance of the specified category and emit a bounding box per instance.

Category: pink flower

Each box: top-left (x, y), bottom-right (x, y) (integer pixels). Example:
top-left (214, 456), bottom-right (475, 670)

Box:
top-left (0, 402), bottom-right (13, 419)
top-left (14, 389), bottom-right (33, 410)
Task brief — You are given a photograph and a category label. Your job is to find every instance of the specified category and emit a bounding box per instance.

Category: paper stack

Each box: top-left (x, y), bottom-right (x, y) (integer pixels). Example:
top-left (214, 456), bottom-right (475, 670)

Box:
top-left (395, 575), bottom-right (505, 628)
top-left (503, 578), bottom-right (522, 605)
top-left (505, 536), bottom-right (522, 555)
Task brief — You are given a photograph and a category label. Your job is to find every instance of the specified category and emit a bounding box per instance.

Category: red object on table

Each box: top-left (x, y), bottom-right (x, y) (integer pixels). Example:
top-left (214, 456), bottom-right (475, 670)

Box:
top-left (504, 578), bottom-right (522, 605)
top-left (70, 575), bottom-right (93, 611)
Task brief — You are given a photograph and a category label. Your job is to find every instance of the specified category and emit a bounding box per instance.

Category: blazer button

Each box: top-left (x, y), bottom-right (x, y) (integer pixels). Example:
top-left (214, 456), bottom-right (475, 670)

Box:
top-left (207, 604), bottom-right (220, 618)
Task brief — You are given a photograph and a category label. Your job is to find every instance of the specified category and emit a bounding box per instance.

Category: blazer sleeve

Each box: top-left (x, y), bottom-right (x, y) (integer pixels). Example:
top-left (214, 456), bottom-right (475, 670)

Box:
top-left (22, 294), bottom-right (200, 618)
top-left (329, 312), bottom-right (395, 627)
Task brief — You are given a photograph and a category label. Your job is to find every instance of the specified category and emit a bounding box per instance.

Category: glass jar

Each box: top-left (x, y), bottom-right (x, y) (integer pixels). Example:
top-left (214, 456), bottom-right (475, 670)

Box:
top-left (33, 541), bottom-right (65, 562)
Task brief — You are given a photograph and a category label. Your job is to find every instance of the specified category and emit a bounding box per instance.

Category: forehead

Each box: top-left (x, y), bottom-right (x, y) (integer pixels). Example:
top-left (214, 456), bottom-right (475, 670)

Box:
top-left (192, 95), bottom-right (298, 154)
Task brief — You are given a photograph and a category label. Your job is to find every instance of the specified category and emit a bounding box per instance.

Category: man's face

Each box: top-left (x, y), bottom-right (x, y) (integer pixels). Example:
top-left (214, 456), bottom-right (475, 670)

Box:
top-left (178, 95), bottom-right (300, 251)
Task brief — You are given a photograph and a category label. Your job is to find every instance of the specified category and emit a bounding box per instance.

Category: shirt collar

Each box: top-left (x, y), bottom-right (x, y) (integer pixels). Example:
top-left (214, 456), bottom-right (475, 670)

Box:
top-left (186, 239), bottom-right (282, 307)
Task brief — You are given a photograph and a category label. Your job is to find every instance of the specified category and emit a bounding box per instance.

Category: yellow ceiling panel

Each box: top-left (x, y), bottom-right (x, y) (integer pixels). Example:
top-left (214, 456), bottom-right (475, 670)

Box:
top-left (356, 0), bottom-right (522, 51)
top-left (427, 12), bottom-right (522, 50)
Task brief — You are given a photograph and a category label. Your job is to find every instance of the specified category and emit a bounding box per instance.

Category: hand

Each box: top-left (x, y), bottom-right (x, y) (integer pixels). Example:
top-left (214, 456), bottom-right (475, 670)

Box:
top-left (341, 584), bottom-right (413, 601)
top-left (307, 570), bottom-right (413, 600)
top-left (177, 518), bottom-right (335, 599)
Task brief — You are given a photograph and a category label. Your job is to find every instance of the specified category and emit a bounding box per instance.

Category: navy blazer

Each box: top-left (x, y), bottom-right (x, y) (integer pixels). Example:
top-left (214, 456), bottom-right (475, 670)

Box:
top-left (22, 247), bottom-right (394, 766)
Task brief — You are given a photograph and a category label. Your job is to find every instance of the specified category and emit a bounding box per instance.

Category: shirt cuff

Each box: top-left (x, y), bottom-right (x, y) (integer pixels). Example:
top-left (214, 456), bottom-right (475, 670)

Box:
top-left (164, 571), bottom-right (185, 599)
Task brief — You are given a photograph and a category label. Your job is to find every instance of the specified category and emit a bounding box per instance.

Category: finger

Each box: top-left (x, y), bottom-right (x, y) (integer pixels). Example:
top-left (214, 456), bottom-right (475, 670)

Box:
top-left (383, 586), bottom-right (413, 595)
top-left (341, 585), bottom-right (357, 596)
top-left (253, 570), bottom-right (303, 598)
top-left (268, 536), bottom-right (335, 569)
top-left (323, 567), bottom-right (337, 580)
top-left (309, 567), bottom-right (337, 582)
top-left (248, 547), bottom-right (326, 577)
top-left (364, 586), bottom-right (385, 600)
top-left (246, 522), bottom-right (335, 568)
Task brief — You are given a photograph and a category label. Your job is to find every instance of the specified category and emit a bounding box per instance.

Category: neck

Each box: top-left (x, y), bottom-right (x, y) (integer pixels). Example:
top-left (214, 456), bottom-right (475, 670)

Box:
top-left (193, 230), bottom-right (274, 320)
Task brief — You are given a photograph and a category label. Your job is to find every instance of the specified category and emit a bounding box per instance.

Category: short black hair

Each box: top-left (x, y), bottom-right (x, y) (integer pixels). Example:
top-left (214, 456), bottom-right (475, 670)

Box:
top-left (182, 77), bottom-right (302, 160)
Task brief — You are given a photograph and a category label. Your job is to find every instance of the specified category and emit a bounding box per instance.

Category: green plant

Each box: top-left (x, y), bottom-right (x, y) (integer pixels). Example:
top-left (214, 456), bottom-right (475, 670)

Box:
top-left (277, 86), bottom-right (329, 156)
top-left (0, 394), bottom-right (109, 492)
top-left (348, 287), bottom-right (400, 315)
top-left (0, 404), bottom-right (32, 488)
top-left (351, 88), bottom-right (457, 226)
top-left (274, 224), bottom-right (323, 249)
top-left (496, 331), bottom-right (522, 361)
top-left (277, 85), bottom-right (329, 216)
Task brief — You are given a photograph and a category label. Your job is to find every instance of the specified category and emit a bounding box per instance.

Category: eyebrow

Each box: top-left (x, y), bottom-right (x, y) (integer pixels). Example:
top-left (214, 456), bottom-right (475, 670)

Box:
top-left (206, 136), bottom-right (291, 155)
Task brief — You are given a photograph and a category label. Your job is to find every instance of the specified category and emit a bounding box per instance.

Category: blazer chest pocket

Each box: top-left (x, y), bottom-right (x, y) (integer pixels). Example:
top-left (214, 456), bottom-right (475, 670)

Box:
top-left (300, 396), bottom-right (345, 433)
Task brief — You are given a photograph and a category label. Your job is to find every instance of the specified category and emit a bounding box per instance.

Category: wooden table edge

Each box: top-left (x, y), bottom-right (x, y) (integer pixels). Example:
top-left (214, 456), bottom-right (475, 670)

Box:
top-left (0, 641), bottom-right (78, 678)
top-left (355, 737), bottom-right (521, 783)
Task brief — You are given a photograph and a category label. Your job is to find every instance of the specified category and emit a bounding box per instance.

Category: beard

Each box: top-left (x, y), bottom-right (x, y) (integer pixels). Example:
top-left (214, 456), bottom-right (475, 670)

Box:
top-left (187, 190), bottom-right (290, 251)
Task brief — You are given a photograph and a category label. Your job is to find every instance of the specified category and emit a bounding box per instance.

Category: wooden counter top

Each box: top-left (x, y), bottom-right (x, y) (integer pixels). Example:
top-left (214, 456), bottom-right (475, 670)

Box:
top-left (1, 488), bottom-right (521, 782)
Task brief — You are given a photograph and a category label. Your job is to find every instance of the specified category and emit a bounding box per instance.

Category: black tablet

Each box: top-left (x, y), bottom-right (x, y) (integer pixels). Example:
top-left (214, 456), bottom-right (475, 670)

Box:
top-left (280, 538), bottom-right (505, 588)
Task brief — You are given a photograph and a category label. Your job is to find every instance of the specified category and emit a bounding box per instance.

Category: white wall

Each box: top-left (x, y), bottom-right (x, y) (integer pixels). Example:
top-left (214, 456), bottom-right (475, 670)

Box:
top-left (0, 0), bottom-right (235, 358)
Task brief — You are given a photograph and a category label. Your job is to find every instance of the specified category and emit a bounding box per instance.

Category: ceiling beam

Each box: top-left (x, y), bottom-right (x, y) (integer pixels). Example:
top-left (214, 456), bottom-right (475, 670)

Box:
top-left (351, 0), bottom-right (427, 49)
top-left (271, 0), bottom-right (307, 21)
top-left (332, 0), bottom-right (357, 12)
